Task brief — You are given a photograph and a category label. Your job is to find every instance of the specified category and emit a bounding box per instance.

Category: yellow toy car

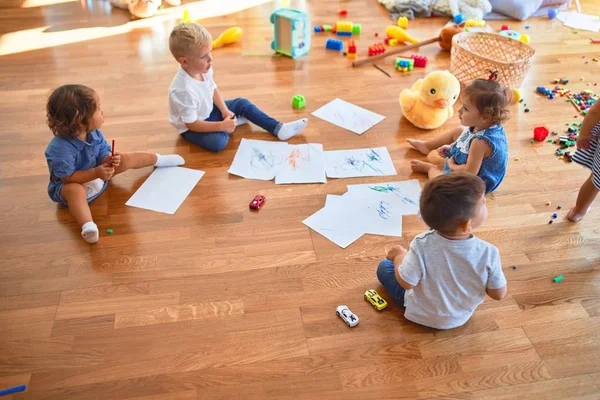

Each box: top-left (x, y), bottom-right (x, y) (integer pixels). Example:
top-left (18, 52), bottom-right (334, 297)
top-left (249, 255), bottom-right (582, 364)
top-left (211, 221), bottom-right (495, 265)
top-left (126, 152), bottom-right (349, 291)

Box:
top-left (364, 289), bottom-right (388, 311)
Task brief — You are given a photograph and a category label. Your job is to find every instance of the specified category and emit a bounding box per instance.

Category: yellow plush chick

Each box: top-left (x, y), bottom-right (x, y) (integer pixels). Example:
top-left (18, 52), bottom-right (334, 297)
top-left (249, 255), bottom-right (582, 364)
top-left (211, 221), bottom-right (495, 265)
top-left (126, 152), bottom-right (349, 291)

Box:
top-left (399, 70), bottom-right (461, 130)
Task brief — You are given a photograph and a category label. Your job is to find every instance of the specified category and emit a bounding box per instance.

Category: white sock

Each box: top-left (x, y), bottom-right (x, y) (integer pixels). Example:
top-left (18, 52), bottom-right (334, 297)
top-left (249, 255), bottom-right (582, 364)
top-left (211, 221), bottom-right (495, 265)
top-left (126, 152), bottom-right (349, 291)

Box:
top-left (236, 116), bottom-right (249, 126)
top-left (154, 154), bottom-right (185, 168)
top-left (276, 118), bottom-right (308, 141)
top-left (81, 221), bottom-right (99, 244)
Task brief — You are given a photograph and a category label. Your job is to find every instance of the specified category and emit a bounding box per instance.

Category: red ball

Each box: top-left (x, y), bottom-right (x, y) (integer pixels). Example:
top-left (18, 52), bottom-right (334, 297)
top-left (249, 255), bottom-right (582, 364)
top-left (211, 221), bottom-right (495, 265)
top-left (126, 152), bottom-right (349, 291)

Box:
top-left (501, 24), bottom-right (510, 31)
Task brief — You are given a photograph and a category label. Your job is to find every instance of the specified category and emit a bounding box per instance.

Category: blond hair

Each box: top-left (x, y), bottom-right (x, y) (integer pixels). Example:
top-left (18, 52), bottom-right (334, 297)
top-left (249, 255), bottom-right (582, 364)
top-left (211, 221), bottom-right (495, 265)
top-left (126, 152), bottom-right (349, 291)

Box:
top-left (169, 22), bottom-right (212, 59)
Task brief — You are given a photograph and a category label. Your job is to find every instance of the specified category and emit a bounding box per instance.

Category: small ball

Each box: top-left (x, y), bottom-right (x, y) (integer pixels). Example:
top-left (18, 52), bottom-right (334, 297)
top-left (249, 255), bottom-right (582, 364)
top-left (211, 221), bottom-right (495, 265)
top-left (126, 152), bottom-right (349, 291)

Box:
top-left (501, 24), bottom-right (510, 31)
top-left (548, 8), bottom-right (558, 19)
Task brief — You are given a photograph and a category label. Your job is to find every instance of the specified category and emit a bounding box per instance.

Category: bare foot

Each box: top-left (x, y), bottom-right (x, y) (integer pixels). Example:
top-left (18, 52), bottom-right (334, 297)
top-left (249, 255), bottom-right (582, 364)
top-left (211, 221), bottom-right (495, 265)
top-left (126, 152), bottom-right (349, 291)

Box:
top-left (567, 207), bottom-right (590, 222)
top-left (410, 160), bottom-right (436, 173)
top-left (407, 139), bottom-right (430, 155)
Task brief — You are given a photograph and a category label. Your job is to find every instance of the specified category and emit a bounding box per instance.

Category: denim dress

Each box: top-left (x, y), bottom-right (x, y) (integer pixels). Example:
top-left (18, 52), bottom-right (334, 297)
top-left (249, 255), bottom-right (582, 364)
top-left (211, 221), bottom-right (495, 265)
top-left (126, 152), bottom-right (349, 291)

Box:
top-left (45, 129), bottom-right (112, 205)
top-left (443, 125), bottom-right (508, 194)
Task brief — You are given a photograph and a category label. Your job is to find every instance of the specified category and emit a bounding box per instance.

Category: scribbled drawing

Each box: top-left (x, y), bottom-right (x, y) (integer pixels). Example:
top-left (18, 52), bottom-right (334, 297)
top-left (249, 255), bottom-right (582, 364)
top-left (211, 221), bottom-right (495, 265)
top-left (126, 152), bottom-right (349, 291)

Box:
top-left (251, 147), bottom-right (283, 172)
top-left (311, 99), bottom-right (385, 135)
top-left (365, 149), bottom-right (381, 162)
top-left (286, 147), bottom-right (309, 170)
top-left (340, 155), bottom-right (384, 174)
top-left (377, 201), bottom-right (392, 219)
top-left (368, 184), bottom-right (418, 205)
top-left (352, 111), bottom-right (374, 131)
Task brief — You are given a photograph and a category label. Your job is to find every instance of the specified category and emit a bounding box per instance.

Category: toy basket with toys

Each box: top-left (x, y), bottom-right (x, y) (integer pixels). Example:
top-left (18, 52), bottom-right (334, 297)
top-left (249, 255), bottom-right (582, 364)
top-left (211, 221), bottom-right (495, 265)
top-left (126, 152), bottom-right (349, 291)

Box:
top-left (450, 32), bottom-right (535, 90)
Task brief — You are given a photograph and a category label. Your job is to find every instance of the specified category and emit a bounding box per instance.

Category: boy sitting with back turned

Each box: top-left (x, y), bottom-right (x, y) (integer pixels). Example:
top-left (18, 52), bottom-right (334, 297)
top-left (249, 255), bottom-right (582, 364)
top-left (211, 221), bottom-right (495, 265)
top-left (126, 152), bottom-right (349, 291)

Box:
top-left (377, 172), bottom-right (507, 330)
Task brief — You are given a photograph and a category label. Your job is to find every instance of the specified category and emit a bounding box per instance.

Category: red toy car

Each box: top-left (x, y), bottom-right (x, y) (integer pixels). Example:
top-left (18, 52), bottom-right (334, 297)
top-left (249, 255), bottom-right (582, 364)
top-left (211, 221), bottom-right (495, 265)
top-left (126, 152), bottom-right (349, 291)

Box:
top-left (249, 195), bottom-right (266, 210)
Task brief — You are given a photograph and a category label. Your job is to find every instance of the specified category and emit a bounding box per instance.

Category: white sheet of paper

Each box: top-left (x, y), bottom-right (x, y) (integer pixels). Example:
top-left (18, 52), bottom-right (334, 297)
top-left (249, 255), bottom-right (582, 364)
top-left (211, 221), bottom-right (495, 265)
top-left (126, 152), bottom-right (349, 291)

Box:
top-left (324, 147), bottom-right (397, 178)
top-left (347, 179), bottom-right (421, 215)
top-left (558, 11), bottom-right (600, 32)
top-left (302, 195), bottom-right (363, 248)
top-left (275, 143), bottom-right (327, 184)
top-left (125, 167), bottom-right (205, 214)
top-left (228, 138), bottom-right (289, 180)
top-left (311, 98), bottom-right (385, 135)
top-left (314, 194), bottom-right (403, 237)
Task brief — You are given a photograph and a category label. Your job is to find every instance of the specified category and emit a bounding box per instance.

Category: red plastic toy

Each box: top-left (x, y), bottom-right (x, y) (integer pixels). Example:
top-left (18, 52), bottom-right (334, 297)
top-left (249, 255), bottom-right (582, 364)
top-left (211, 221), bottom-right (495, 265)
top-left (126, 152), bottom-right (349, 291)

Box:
top-left (249, 195), bottom-right (266, 210)
top-left (338, 9), bottom-right (347, 16)
top-left (368, 43), bottom-right (385, 56)
top-left (533, 126), bottom-right (549, 141)
top-left (409, 54), bottom-right (428, 68)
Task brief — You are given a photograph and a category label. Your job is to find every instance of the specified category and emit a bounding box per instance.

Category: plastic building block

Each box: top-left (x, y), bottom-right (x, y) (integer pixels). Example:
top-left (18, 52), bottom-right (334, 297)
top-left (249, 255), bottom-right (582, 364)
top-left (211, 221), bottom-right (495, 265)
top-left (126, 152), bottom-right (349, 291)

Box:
top-left (336, 31), bottom-right (352, 37)
top-left (270, 8), bottom-right (311, 59)
top-left (553, 275), bottom-right (563, 283)
top-left (347, 39), bottom-right (356, 54)
top-left (336, 21), bottom-right (353, 33)
top-left (323, 24), bottom-right (332, 32)
top-left (314, 26), bottom-right (321, 33)
top-left (395, 57), bottom-right (414, 72)
top-left (352, 23), bottom-right (362, 35)
top-left (368, 43), bottom-right (385, 56)
top-left (501, 24), bottom-right (510, 31)
top-left (397, 16), bottom-right (408, 29)
top-left (339, 9), bottom-right (347, 16)
top-left (107, 229), bottom-right (113, 234)
top-left (409, 54), bottom-right (427, 67)
top-left (388, 38), bottom-right (399, 46)
top-left (533, 126), bottom-right (549, 141)
top-left (465, 19), bottom-right (485, 27)
top-left (453, 14), bottom-right (465, 24)
top-left (326, 38), bottom-right (343, 51)
top-left (292, 94), bottom-right (306, 109)
top-left (552, 213), bottom-right (558, 218)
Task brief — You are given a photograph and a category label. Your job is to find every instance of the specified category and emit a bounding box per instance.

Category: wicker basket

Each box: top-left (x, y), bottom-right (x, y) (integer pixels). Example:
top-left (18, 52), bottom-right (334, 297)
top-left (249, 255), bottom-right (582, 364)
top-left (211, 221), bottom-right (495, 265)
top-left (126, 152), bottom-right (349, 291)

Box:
top-left (450, 32), bottom-right (535, 89)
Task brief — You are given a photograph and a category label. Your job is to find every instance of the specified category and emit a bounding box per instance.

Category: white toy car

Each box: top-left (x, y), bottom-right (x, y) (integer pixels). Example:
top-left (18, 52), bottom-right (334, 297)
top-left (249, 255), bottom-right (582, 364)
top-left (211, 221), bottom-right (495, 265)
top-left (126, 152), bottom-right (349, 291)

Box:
top-left (336, 305), bottom-right (359, 327)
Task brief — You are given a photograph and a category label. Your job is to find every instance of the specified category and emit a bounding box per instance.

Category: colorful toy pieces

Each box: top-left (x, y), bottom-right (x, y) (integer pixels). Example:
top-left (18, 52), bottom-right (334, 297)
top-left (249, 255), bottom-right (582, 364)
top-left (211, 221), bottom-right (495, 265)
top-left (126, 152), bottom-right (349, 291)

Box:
top-left (396, 57), bottom-right (414, 72)
top-left (212, 27), bottom-right (243, 49)
top-left (315, 21), bottom-right (361, 36)
top-left (399, 70), bottom-right (461, 129)
top-left (347, 39), bottom-right (357, 59)
top-left (368, 43), bottom-right (385, 56)
top-left (499, 30), bottom-right (530, 44)
top-left (533, 126), bottom-right (549, 141)
top-left (270, 8), bottom-right (311, 59)
top-left (292, 94), bottom-right (306, 109)
top-left (326, 38), bottom-right (343, 51)
top-left (385, 25), bottom-right (420, 44)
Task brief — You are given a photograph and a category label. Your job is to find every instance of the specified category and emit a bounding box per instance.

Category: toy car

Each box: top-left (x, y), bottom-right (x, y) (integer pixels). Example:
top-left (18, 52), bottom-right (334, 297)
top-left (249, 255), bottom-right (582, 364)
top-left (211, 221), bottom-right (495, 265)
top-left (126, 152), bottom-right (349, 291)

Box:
top-left (336, 305), bottom-right (359, 327)
top-left (364, 289), bottom-right (388, 311)
top-left (249, 195), bottom-right (266, 210)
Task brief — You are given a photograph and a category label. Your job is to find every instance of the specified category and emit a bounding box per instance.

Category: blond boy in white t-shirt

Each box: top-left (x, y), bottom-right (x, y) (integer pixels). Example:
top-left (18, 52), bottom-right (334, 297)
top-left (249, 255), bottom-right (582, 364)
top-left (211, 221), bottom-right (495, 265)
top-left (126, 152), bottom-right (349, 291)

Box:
top-left (168, 23), bottom-right (308, 152)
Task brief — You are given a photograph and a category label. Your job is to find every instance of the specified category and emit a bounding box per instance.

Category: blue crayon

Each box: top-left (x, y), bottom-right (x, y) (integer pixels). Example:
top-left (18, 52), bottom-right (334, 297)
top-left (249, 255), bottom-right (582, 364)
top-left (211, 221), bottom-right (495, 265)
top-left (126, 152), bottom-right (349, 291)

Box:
top-left (0, 385), bottom-right (26, 396)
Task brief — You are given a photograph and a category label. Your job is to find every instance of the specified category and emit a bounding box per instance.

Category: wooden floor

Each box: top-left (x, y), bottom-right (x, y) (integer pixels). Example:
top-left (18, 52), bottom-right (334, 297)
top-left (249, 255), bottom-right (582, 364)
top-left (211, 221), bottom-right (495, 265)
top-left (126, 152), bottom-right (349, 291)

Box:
top-left (1, 0), bottom-right (600, 398)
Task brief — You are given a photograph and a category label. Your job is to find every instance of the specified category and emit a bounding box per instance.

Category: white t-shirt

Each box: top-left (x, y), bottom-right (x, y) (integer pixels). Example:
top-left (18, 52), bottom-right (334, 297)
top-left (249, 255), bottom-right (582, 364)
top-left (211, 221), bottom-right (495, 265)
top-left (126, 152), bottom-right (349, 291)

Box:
top-left (400, 230), bottom-right (506, 330)
top-left (168, 66), bottom-right (217, 133)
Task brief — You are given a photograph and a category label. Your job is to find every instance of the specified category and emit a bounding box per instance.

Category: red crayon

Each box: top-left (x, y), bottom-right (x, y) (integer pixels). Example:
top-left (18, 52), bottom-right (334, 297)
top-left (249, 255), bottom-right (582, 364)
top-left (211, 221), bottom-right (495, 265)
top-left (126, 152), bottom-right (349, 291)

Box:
top-left (111, 140), bottom-right (115, 157)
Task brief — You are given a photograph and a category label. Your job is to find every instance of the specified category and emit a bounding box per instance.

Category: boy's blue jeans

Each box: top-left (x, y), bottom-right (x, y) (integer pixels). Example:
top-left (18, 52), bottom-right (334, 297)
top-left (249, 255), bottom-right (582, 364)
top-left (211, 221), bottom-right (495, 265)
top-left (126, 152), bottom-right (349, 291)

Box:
top-left (181, 98), bottom-right (282, 153)
top-left (376, 259), bottom-right (406, 307)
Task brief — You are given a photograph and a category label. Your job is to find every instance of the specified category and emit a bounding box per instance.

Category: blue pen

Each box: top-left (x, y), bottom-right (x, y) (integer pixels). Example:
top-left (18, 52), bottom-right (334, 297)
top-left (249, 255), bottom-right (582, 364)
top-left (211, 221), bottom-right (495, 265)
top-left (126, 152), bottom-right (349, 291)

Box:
top-left (0, 385), bottom-right (26, 396)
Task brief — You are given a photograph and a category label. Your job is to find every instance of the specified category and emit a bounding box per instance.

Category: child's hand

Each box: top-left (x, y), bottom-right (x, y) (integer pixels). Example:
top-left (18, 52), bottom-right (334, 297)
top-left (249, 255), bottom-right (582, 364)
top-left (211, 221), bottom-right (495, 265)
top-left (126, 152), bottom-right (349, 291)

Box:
top-left (437, 145), bottom-right (452, 158)
top-left (577, 134), bottom-right (593, 150)
top-left (111, 153), bottom-right (121, 167)
top-left (222, 109), bottom-right (235, 120)
top-left (221, 117), bottom-right (237, 133)
top-left (386, 245), bottom-right (408, 261)
top-left (95, 164), bottom-right (115, 181)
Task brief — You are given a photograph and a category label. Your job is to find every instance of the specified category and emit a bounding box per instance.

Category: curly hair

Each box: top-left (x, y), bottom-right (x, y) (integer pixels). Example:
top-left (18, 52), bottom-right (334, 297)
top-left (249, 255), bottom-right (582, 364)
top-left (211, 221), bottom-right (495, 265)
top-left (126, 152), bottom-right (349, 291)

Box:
top-left (463, 79), bottom-right (511, 125)
top-left (419, 172), bottom-right (486, 234)
top-left (46, 84), bottom-right (97, 138)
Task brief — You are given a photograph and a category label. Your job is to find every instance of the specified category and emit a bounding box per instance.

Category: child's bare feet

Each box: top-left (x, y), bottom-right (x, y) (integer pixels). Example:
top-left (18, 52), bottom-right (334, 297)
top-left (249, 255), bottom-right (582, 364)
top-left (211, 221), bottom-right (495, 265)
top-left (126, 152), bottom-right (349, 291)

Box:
top-left (407, 139), bottom-right (430, 155)
top-left (410, 160), bottom-right (436, 173)
top-left (567, 207), bottom-right (591, 222)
